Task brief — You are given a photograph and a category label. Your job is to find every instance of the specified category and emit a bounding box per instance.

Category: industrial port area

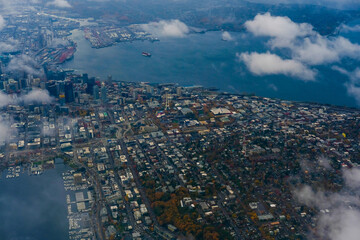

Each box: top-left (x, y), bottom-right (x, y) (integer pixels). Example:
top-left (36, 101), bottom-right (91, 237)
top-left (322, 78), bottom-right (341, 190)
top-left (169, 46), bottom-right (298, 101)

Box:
top-left (84, 25), bottom-right (159, 49)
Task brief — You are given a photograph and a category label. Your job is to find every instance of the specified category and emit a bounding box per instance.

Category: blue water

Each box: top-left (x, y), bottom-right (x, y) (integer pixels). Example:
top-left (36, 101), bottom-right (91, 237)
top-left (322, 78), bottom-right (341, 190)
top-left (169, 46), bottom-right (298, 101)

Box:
top-left (63, 23), bottom-right (360, 108)
top-left (0, 163), bottom-right (70, 240)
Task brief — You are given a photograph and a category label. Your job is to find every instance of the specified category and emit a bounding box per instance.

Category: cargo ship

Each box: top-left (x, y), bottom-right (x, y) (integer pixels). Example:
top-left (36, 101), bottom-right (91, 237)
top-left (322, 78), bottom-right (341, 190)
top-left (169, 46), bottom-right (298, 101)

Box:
top-left (58, 46), bottom-right (76, 63)
top-left (36, 43), bottom-right (77, 65)
top-left (142, 52), bottom-right (151, 57)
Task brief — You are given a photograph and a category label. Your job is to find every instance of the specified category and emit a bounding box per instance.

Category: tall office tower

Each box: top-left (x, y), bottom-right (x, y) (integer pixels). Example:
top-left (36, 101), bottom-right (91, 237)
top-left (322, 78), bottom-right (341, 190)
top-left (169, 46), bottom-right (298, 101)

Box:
top-left (101, 83), bottom-right (107, 103)
top-left (64, 80), bottom-right (75, 103)
top-left (57, 80), bottom-right (65, 96)
top-left (86, 77), bottom-right (95, 94)
top-left (82, 73), bottom-right (88, 83)
top-left (20, 78), bottom-right (28, 90)
top-left (46, 80), bottom-right (58, 97)
top-left (176, 87), bottom-right (182, 96)
top-left (93, 85), bottom-right (100, 100)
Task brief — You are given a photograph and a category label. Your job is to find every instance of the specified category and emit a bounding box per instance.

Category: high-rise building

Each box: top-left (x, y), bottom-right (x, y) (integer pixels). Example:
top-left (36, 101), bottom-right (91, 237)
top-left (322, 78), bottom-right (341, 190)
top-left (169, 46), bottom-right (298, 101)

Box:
top-left (64, 80), bottom-right (74, 103)
top-left (101, 83), bottom-right (107, 103)
top-left (57, 80), bottom-right (65, 95)
top-left (46, 80), bottom-right (58, 97)
top-left (19, 78), bottom-right (28, 90)
top-left (93, 85), bottom-right (100, 100)
top-left (176, 87), bottom-right (182, 96)
top-left (146, 85), bottom-right (154, 95)
top-left (86, 77), bottom-right (95, 95)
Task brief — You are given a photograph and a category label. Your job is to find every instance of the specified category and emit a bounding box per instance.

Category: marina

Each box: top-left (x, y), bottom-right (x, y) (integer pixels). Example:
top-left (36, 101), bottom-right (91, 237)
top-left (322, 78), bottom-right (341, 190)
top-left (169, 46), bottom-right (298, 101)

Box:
top-left (0, 161), bottom-right (70, 240)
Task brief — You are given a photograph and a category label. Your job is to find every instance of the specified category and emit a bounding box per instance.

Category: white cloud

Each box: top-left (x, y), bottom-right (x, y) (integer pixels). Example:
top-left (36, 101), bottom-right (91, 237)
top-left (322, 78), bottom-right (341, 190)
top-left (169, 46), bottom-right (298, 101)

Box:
top-left (0, 15), bottom-right (5, 30)
top-left (244, 13), bottom-right (360, 66)
top-left (46, 0), bottom-right (71, 8)
top-left (245, 13), bottom-right (313, 40)
top-left (321, 208), bottom-right (360, 240)
top-left (332, 66), bottom-right (360, 105)
top-left (0, 89), bottom-right (53, 107)
top-left (0, 119), bottom-right (11, 143)
top-left (21, 89), bottom-right (54, 104)
top-left (341, 24), bottom-right (360, 33)
top-left (345, 82), bottom-right (360, 106)
top-left (343, 168), bottom-right (360, 189)
top-left (294, 37), bottom-right (340, 65)
top-left (317, 156), bottom-right (332, 170)
top-left (240, 13), bottom-right (360, 85)
top-left (221, 31), bottom-right (233, 41)
top-left (295, 36), bottom-right (360, 65)
top-left (0, 38), bottom-right (19, 53)
top-left (6, 54), bottom-right (43, 76)
top-left (0, 92), bottom-right (14, 108)
top-left (333, 67), bottom-right (360, 83)
top-left (49, 38), bottom-right (69, 48)
top-left (238, 52), bottom-right (316, 81)
top-left (140, 19), bottom-right (189, 38)
top-left (294, 166), bottom-right (360, 240)
top-left (268, 83), bottom-right (278, 91)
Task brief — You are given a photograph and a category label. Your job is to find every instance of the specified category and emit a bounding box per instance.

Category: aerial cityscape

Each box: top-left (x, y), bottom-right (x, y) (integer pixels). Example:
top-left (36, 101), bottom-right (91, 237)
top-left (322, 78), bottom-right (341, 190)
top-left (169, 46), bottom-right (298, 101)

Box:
top-left (0, 0), bottom-right (360, 240)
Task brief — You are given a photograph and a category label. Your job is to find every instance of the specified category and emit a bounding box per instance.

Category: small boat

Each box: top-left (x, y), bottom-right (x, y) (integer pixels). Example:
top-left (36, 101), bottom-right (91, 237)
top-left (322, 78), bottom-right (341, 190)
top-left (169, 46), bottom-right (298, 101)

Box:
top-left (142, 52), bottom-right (151, 57)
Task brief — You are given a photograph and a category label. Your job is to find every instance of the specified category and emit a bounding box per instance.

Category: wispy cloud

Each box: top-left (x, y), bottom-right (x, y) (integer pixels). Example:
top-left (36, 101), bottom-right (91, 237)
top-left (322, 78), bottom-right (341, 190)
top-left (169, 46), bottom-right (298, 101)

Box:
top-left (0, 89), bottom-right (54, 107)
top-left (0, 38), bottom-right (19, 53)
top-left (244, 13), bottom-right (360, 66)
top-left (6, 54), bottom-right (43, 76)
top-left (341, 24), bottom-right (360, 33)
top-left (238, 12), bottom-right (360, 105)
top-left (0, 117), bottom-right (12, 144)
top-left (0, 15), bottom-right (5, 30)
top-left (140, 19), bottom-right (189, 38)
top-left (332, 66), bottom-right (360, 105)
top-left (237, 52), bottom-right (316, 81)
top-left (317, 155), bottom-right (332, 170)
top-left (0, 92), bottom-right (14, 108)
top-left (46, 0), bottom-right (72, 8)
top-left (221, 31), bottom-right (233, 41)
top-left (245, 13), bottom-right (313, 40)
top-left (294, 167), bottom-right (360, 240)
top-left (21, 89), bottom-right (54, 104)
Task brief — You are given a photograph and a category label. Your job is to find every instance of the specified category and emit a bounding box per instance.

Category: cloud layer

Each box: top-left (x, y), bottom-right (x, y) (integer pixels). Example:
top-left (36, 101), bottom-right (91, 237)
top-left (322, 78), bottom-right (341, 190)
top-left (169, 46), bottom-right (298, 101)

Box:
top-left (239, 13), bottom-right (360, 82)
top-left (0, 89), bottom-right (54, 107)
top-left (0, 39), bottom-right (19, 53)
top-left (221, 31), bottom-right (233, 41)
top-left (294, 167), bottom-right (360, 240)
top-left (332, 66), bottom-right (360, 105)
top-left (46, 0), bottom-right (71, 8)
top-left (6, 55), bottom-right (43, 76)
top-left (341, 24), bottom-right (360, 33)
top-left (21, 89), bottom-right (54, 104)
top-left (140, 19), bottom-right (189, 38)
top-left (0, 15), bottom-right (5, 30)
top-left (244, 13), bottom-right (313, 40)
top-left (238, 52), bottom-right (316, 81)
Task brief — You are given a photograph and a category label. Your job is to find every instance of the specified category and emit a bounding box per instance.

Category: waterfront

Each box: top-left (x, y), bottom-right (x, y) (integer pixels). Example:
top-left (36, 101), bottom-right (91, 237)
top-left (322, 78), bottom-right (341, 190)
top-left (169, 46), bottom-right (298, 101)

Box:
top-left (63, 25), bottom-right (360, 108)
top-left (0, 162), bottom-right (70, 240)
